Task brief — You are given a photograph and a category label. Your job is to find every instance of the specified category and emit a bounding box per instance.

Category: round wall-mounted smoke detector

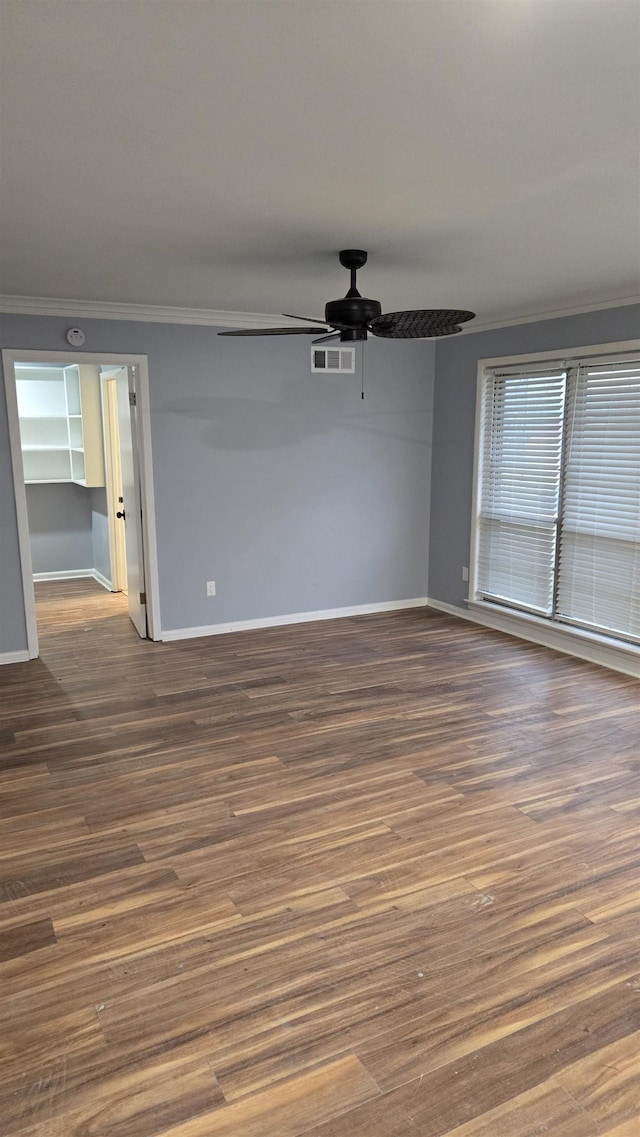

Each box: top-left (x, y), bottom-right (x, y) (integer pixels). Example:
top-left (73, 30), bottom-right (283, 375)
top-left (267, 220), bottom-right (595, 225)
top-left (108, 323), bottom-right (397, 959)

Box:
top-left (66, 327), bottom-right (86, 347)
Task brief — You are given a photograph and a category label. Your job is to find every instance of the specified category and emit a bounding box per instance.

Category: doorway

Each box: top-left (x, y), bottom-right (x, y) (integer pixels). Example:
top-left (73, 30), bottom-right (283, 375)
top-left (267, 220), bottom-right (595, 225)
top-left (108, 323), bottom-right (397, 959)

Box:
top-left (3, 350), bottom-right (160, 656)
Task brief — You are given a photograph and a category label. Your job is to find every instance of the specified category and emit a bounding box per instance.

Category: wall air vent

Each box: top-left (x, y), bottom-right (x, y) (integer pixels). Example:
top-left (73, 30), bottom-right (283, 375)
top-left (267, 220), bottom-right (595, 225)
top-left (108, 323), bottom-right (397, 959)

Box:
top-left (311, 347), bottom-right (356, 374)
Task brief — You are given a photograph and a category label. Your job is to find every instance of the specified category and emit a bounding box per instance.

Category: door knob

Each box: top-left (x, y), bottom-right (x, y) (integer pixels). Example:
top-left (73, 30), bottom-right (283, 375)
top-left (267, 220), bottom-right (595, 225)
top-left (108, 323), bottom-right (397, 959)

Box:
top-left (116, 509), bottom-right (126, 520)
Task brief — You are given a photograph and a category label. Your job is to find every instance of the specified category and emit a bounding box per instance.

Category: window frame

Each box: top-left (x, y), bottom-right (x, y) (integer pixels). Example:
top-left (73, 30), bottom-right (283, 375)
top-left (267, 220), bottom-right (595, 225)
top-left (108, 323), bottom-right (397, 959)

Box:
top-left (469, 338), bottom-right (640, 662)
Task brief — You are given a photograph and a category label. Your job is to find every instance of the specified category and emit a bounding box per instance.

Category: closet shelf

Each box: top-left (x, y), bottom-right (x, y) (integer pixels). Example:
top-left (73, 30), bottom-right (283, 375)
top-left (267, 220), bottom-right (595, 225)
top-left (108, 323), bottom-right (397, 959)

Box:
top-left (21, 445), bottom-right (70, 452)
top-left (17, 414), bottom-right (68, 421)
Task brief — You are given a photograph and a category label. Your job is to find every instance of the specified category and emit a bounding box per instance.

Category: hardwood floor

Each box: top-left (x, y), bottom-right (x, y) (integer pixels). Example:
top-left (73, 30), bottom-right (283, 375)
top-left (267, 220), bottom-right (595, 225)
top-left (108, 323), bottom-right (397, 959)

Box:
top-left (0, 578), bottom-right (639, 1136)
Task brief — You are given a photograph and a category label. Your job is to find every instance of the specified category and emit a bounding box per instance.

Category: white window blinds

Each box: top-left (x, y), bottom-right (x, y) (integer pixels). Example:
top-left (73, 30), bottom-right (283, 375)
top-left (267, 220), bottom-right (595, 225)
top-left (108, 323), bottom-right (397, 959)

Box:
top-left (475, 350), bottom-right (640, 648)
top-left (476, 367), bottom-right (566, 615)
top-left (556, 359), bottom-right (640, 641)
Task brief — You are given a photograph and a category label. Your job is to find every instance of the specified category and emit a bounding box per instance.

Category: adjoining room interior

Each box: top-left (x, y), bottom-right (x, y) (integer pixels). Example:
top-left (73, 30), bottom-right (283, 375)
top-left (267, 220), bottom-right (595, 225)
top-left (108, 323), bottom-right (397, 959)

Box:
top-left (0, 2), bottom-right (639, 1135)
top-left (15, 361), bottom-right (118, 593)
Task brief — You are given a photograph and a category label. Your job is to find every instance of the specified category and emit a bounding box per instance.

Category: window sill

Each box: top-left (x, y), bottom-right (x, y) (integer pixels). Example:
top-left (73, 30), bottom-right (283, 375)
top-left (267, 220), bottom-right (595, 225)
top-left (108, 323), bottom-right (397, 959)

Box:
top-left (427, 597), bottom-right (640, 679)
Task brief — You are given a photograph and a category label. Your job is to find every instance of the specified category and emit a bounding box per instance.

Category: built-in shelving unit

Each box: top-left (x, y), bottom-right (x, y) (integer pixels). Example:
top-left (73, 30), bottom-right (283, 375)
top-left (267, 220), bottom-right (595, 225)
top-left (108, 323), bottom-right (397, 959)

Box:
top-left (16, 364), bottom-right (105, 486)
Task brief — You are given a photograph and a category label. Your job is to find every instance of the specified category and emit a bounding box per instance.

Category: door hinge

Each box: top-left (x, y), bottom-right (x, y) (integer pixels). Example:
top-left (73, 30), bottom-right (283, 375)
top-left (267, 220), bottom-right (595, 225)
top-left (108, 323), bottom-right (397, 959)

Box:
top-left (129, 390), bottom-right (137, 407)
top-left (139, 591), bottom-right (146, 605)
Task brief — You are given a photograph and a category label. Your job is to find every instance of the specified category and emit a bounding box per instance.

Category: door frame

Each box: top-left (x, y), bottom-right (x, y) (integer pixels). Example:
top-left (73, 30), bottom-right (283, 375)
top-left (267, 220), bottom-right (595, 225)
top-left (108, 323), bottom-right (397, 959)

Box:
top-left (2, 349), bottom-right (161, 655)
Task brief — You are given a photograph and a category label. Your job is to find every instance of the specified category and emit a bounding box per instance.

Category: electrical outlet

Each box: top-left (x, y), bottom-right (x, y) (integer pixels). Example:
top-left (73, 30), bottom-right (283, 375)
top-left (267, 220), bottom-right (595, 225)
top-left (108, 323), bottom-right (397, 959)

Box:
top-left (206, 580), bottom-right (216, 596)
top-left (462, 566), bottom-right (469, 582)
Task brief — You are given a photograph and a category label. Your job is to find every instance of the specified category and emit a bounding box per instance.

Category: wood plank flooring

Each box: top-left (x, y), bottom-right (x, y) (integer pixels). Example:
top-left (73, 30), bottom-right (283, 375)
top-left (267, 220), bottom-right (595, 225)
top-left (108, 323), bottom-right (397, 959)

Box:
top-left (0, 578), bottom-right (639, 1136)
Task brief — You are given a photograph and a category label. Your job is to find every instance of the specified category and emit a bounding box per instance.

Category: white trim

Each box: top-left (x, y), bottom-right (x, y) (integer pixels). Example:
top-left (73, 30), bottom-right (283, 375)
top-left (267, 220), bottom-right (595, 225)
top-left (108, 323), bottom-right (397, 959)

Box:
top-left (426, 597), bottom-right (640, 680)
top-left (32, 569), bottom-right (114, 589)
top-left (131, 361), bottom-right (161, 640)
top-left (4, 349), bottom-right (155, 367)
top-left (475, 339), bottom-right (640, 371)
top-left (0, 292), bottom-right (637, 334)
top-left (459, 295), bottom-right (640, 336)
top-left (3, 361), bottom-right (39, 657)
top-left (34, 569), bottom-right (94, 581)
top-left (161, 597), bottom-right (428, 642)
top-left (92, 569), bottom-right (113, 591)
top-left (0, 294), bottom-right (323, 330)
top-left (2, 349), bottom-right (161, 655)
top-left (468, 365), bottom-right (485, 604)
top-left (0, 650), bottom-right (30, 666)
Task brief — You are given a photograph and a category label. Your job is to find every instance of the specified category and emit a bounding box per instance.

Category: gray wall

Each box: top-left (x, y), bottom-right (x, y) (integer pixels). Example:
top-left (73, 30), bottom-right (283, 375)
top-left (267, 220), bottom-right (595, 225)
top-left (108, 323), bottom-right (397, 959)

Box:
top-left (25, 483), bottom-right (93, 574)
top-left (90, 487), bottom-right (111, 583)
top-left (0, 314), bottom-right (435, 651)
top-left (429, 303), bottom-right (640, 608)
top-left (0, 380), bottom-right (27, 652)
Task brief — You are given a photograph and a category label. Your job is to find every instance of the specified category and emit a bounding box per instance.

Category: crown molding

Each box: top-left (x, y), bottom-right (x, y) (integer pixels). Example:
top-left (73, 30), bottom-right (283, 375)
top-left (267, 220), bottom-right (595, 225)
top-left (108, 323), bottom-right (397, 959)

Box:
top-left (0, 295), bottom-right (315, 329)
top-left (461, 293), bottom-right (640, 335)
top-left (0, 291), bottom-right (638, 333)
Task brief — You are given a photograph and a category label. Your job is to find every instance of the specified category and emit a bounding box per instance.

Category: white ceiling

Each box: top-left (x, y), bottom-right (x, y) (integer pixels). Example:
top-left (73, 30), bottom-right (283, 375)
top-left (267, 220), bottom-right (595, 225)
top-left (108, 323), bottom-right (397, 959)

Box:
top-left (1, 0), bottom-right (639, 328)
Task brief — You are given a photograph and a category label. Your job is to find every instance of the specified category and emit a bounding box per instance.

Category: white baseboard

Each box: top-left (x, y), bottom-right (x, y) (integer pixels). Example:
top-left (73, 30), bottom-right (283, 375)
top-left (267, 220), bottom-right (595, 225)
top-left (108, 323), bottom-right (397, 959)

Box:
top-left (92, 569), bottom-right (113, 591)
top-left (34, 569), bottom-right (94, 582)
top-left (426, 597), bottom-right (640, 679)
top-left (33, 568), bottom-right (113, 590)
top-left (161, 597), bottom-right (428, 643)
top-left (0, 649), bottom-right (30, 666)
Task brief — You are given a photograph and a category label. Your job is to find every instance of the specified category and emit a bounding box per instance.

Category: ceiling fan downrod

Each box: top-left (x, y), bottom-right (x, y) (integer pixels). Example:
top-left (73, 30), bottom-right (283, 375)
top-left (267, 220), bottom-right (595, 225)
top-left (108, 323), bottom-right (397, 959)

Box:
top-left (324, 250), bottom-right (381, 341)
top-left (340, 248), bottom-right (367, 296)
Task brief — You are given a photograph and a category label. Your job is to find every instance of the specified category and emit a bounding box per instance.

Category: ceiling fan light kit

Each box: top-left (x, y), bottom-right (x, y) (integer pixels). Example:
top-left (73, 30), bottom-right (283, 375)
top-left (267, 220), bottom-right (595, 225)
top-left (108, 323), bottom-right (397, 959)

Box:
top-left (218, 250), bottom-right (475, 343)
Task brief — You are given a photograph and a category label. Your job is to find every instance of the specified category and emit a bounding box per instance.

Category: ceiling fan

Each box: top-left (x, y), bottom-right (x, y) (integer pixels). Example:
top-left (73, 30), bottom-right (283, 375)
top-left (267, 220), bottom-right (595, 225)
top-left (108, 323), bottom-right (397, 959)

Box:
top-left (218, 249), bottom-right (475, 343)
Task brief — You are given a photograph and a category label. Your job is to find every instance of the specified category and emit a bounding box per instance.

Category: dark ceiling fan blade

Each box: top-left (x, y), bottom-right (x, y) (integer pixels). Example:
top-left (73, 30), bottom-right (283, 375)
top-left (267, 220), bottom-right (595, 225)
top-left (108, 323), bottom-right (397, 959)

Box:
top-left (373, 322), bottom-right (462, 339)
top-left (218, 327), bottom-right (323, 336)
top-left (370, 309), bottom-right (476, 339)
top-left (282, 313), bottom-right (329, 326)
top-left (312, 332), bottom-right (342, 344)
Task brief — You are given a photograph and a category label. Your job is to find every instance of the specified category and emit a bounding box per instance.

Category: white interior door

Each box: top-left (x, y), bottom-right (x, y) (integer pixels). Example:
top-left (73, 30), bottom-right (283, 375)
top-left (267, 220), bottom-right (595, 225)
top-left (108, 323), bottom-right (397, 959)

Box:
top-left (115, 367), bottom-right (147, 637)
top-left (101, 375), bottom-right (128, 592)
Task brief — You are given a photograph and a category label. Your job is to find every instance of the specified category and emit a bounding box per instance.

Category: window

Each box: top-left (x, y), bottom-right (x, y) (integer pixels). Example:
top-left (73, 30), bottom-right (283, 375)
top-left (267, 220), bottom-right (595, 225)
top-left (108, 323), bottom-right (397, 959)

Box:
top-left (473, 347), bottom-right (640, 647)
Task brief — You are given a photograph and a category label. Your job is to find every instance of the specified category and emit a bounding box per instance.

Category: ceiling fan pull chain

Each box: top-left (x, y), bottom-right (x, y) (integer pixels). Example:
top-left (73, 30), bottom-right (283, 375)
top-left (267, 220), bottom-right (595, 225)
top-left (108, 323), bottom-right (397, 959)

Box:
top-left (361, 341), bottom-right (365, 400)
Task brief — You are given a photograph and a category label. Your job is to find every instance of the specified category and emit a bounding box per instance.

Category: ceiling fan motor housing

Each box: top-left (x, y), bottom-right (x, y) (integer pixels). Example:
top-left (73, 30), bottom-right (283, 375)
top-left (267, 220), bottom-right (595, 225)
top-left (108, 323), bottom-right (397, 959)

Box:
top-left (324, 295), bottom-right (382, 340)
